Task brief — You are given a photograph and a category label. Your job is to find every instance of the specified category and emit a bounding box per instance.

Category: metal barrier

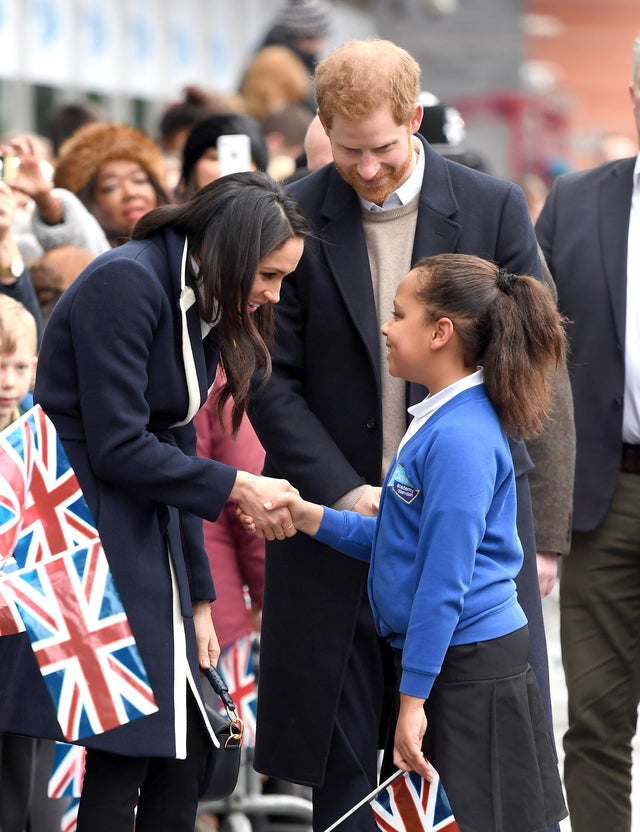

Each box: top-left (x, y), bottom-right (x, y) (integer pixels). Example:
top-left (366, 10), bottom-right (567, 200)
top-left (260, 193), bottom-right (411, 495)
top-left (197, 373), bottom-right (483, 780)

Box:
top-left (197, 747), bottom-right (313, 832)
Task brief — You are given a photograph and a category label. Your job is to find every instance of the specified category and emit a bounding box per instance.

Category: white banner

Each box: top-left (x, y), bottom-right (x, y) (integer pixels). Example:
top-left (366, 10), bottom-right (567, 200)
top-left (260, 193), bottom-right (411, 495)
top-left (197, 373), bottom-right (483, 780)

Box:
top-left (0, 0), bottom-right (21, 78)
top-left (24, 0), bottom-right (74, 86)
top-left (122, 0), bottom-right (164, 97)
top-left (76, 0), bottom-right (119, 93)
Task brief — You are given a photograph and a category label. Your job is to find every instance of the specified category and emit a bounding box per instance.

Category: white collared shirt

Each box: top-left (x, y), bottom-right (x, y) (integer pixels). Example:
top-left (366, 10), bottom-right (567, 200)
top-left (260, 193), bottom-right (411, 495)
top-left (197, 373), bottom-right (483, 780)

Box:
top-left (190, 254), bottom-right (218, 338)
top-left (359, 137), bottom-right (425, 212)
top-left (623, 154), bottom-right (640, 442)
top-left (397, 369), bottom-right (484, 454)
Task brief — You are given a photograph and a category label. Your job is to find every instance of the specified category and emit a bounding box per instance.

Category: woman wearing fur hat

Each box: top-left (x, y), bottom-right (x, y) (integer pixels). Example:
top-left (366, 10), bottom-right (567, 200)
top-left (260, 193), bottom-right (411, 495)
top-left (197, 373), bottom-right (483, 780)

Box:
top-left (53, 122), bottom-right (170, 247)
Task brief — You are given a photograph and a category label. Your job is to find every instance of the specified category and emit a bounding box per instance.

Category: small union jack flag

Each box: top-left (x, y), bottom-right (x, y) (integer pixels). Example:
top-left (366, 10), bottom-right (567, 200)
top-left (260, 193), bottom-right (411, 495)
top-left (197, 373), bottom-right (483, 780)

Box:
top-left (371, 767), bottom-right (460, 832)
top-left (48, 742), bottom-right (86, 799)
top-left (60, 797), bottom-right (80, 832)
top-left (0, 575), bottom-right (23, 634)
top-left (0, 411), bottom-right (33, 561)
top-left (3, 539), bottom-right (158, 740)
top-left (216, 633), bottom-right (257, 747)
top-left (47, 742), bottom-right (86, 832)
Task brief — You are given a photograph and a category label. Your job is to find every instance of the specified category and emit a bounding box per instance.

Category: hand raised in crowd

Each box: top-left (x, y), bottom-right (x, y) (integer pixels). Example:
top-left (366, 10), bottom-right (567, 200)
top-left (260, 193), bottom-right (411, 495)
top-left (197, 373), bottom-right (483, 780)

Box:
top-left (2, 135), bottom-right (63, 224)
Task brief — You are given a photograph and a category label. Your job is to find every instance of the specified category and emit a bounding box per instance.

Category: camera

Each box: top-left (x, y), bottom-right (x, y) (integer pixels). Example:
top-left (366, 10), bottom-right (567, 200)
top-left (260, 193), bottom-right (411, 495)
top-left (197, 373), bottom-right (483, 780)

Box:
top-left (0, 154), bottom-right (18, 181)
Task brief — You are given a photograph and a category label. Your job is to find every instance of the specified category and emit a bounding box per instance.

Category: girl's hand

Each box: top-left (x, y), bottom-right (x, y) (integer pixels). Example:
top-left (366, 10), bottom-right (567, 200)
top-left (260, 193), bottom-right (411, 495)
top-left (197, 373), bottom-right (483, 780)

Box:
top-left (393, 694), bottom-right (433, 780)
top-left (237, 490), bottom-right (324, 538)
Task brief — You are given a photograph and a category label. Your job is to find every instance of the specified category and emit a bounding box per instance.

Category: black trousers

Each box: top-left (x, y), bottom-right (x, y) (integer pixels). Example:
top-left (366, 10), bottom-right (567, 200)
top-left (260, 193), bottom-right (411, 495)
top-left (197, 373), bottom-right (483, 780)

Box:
top-left (0, 736), bottom-right (68, 832)
top-left (77, 691), bottom-right (210, 832)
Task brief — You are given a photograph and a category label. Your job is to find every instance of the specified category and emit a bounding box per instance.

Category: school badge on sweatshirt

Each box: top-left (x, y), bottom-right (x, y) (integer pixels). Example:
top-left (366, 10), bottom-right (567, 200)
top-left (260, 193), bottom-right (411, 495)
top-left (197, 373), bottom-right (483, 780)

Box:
top-left (389, 463), bottom-right (420, 504)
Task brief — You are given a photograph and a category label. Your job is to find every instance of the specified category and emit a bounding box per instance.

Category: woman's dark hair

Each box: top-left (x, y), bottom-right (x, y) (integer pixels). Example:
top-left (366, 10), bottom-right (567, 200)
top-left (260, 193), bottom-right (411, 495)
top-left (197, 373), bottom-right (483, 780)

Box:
top-left (412, 253), bottom-right (567, 438)
top-left (132, 170), bottom-right (309, 432)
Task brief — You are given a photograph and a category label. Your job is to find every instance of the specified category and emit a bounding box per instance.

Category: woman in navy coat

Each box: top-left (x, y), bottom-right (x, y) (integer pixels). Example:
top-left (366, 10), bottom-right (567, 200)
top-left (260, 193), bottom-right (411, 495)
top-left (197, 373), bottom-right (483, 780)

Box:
top-left (27, 171), bottom-right (307, 831)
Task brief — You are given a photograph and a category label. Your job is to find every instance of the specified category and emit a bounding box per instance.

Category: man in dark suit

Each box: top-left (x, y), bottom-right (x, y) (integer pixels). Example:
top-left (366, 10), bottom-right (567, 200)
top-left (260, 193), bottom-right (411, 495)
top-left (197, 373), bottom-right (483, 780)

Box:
top-left (249, 38), bottom-right (564, 832)
top-left (535, 34), bottom-right (640, 832)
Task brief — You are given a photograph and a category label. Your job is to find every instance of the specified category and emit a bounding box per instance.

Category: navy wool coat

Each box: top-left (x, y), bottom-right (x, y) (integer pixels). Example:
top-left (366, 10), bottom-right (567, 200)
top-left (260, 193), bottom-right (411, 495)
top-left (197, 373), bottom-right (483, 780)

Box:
top-left (0, 226), bottom-right (237, 757)
top-left (248, 137), bottom-right (552, 787)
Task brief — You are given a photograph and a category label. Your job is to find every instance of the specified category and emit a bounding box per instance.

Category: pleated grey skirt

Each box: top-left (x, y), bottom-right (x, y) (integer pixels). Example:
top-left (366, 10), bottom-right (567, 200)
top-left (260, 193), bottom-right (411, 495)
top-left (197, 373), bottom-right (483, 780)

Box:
top-left (383, 626), bottom-right (568, 832)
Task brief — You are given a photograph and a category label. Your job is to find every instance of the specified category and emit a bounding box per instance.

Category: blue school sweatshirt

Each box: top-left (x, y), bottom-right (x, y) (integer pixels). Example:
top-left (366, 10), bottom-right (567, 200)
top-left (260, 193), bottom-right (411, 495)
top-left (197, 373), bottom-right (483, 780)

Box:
top-left (314, 384), bottom-right (527, 699)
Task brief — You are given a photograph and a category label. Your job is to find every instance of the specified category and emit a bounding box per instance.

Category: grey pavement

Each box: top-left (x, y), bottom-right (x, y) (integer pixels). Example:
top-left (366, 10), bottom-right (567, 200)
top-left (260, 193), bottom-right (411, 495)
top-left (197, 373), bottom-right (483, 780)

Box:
top-left (543, 583), bottom-right (640, 832)
top-left (198, 586), bottom-right (639, 831)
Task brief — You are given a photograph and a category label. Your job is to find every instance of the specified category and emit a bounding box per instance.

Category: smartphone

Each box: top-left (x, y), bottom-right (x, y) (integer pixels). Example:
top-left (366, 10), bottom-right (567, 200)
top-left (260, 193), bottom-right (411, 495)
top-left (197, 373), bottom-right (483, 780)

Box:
top-left (0, 153), bottom-right (17, 181)
top-left (217, 134), bottom-right (252, 176)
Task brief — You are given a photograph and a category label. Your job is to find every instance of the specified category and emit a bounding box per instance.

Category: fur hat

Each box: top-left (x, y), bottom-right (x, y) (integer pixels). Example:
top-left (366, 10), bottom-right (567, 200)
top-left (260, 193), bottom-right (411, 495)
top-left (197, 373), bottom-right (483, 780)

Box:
top-left (53, 122), bottom-right (166, 195)
top-left (272, 0), bottom-right (332, 38)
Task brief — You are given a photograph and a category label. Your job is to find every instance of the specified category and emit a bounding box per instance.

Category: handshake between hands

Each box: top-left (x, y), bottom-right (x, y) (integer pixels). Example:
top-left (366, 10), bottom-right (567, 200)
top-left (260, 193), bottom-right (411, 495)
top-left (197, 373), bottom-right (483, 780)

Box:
top-left (230, 469), bottom-right (323, 541)
top-left (232, 473), bottom-right (381, 541)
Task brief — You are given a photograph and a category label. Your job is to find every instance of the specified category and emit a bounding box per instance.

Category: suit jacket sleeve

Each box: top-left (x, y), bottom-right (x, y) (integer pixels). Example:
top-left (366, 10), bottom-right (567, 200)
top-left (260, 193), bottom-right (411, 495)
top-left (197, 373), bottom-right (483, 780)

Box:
top-left (525, 249), bottom-right (575, 554)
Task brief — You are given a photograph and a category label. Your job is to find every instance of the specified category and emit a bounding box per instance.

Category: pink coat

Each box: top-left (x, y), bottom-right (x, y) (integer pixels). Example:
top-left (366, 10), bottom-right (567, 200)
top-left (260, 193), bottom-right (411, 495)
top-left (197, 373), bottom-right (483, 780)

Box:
top-left (195, 373), bottom-right (265, 650)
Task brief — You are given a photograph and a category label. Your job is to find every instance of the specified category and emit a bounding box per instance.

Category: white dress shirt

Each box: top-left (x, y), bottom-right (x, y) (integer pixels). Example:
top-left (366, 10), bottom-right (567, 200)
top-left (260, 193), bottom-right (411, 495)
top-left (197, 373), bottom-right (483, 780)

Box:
top-left (359, 136), bottom-right (425, 212)
top-left (398, 369), bottom-right (484, 454)
top-left (623, 154), bottom-right (640, 443)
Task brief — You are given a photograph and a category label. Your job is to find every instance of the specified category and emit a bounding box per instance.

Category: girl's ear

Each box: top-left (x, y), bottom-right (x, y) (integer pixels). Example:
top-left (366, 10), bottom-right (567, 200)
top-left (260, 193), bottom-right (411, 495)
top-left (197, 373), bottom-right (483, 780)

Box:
top-left (430, 316), bottom-right (455, 350)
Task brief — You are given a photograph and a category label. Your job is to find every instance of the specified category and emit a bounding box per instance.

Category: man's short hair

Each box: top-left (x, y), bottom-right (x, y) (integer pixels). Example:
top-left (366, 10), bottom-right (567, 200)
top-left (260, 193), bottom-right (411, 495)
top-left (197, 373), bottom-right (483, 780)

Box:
top-left (315, 39), bottom-right (421, 128)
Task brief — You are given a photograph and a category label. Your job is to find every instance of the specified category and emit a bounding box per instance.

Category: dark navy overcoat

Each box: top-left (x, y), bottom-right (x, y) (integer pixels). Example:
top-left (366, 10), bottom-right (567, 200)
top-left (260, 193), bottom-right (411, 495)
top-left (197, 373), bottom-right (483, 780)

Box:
top-left (0, 226), bottom-right (237, 757)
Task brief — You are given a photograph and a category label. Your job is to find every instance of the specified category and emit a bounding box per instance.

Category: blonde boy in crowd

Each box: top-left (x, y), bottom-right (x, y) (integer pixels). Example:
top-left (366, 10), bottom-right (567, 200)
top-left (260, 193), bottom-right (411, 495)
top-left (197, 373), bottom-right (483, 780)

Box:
top-left (0, 294), bottom-right (37, 431)
top-left (0, 295), bottom-right (64, 832)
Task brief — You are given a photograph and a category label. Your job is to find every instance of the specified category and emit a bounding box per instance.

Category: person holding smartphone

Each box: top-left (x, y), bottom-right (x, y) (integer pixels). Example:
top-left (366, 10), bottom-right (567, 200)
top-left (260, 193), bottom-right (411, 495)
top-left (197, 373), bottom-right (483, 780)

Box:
top-left (175, 112), bottom-right (269, 201)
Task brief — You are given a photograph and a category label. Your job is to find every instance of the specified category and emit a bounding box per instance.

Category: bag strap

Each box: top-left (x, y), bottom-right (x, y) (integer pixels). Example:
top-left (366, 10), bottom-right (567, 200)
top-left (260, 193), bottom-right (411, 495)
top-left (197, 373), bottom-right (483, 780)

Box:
top-left (203, 666), bottom-right (244, 748)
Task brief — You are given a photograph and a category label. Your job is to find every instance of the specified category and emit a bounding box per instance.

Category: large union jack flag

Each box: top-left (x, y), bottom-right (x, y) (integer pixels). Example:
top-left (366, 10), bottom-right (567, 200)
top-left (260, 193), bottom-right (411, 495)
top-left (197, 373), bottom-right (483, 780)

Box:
top-left (3, 539), bottom-right (158, 739)
top-left (371, 767), bottom-right (460, 832)
top-left (0, 405), bottom-right (158, 741)
top-left (216, 632), bottom-right (257, 747)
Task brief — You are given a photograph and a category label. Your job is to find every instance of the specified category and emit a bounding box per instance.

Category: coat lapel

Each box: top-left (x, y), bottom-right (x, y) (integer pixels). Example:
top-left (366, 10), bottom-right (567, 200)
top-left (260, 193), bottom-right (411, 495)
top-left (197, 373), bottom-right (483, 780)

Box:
top-left (316, 142), bottom-right (463, 386)
top-left (598, 159), bottom-right (634, 348)
top-left (169, 235), bottom-right (217, 428)
top-left (319, 170), bottom-right (382, 380)
top-left (412, 138), bottom-right (462, 263)
top-left (409, 139), bottom-right (462, 406)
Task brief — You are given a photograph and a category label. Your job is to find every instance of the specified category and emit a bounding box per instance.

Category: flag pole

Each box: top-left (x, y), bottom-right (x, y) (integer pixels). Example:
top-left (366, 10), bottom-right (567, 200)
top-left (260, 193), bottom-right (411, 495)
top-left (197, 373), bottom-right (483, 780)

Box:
top-left (323, 768), bottom-right (404, 832)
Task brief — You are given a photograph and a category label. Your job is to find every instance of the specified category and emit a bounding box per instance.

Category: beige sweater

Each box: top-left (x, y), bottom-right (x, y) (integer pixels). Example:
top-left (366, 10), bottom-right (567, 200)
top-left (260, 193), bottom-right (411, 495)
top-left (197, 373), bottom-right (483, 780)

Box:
top-left (362, 193), bottom-right (420, 481)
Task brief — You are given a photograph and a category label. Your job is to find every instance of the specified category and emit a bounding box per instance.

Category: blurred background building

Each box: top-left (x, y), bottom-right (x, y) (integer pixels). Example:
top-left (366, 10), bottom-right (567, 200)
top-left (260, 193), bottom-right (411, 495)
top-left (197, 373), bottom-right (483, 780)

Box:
top-left (0, 0), bottom-right (637, 179)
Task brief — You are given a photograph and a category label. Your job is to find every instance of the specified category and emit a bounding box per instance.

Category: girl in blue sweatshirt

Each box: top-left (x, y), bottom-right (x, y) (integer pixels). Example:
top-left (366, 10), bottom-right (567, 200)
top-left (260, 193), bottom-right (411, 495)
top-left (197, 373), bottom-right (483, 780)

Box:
top-left (252, 253), bottom-right (568, 831)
